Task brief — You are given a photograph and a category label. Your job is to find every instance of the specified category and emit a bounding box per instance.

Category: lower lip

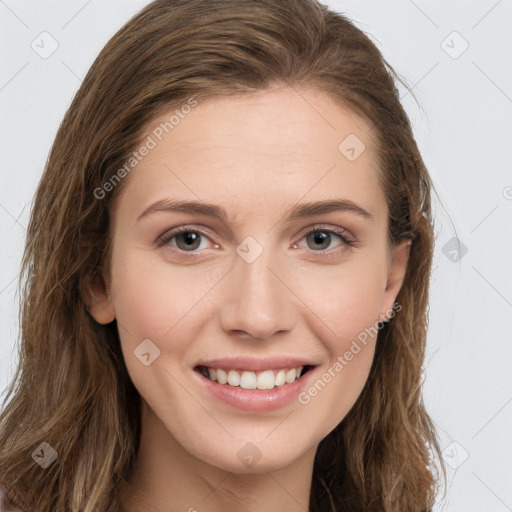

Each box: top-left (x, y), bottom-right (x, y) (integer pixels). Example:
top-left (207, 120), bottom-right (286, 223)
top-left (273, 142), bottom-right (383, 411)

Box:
top-left (194, 368), bottom-right (316, 412)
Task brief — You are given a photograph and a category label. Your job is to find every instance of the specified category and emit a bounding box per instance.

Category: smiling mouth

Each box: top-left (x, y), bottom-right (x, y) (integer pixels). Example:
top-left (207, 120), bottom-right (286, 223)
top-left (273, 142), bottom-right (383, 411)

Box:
top-left (194, 364), bottom-right (315, 391)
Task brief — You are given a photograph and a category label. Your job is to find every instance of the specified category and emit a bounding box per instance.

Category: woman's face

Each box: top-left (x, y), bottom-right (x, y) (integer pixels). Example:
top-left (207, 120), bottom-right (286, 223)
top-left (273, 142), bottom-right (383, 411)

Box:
top-left (88, 85), bottom-right (410, 474)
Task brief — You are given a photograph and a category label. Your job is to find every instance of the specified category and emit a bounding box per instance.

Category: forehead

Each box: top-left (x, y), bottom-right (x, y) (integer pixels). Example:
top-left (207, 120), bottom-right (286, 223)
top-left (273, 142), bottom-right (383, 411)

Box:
top-left (116, 85), bottom-right (386, 225)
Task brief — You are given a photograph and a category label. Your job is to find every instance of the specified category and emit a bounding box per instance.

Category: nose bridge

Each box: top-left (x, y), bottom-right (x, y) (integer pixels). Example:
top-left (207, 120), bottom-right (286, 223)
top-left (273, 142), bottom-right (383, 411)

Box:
top-left (219, 235), bottom-right (295, 339)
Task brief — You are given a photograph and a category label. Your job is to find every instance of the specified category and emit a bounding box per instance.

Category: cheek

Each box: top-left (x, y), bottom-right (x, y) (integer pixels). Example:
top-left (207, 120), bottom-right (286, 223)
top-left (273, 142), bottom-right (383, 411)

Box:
top-left (110, 249), bottom-right (209, 336)
top-left (107, 250), bottom-right (218, 408)
top-left (296, 254), bottom-right (387, 427)
top-left (303, 250), bottom-right (388, 340)
top-left (108, 249), bottom-right (225, 382)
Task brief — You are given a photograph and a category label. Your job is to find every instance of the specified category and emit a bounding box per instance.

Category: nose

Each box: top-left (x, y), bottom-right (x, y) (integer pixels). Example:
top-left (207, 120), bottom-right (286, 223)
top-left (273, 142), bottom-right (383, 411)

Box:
top-left (218, 242), bottom-right (297, 340)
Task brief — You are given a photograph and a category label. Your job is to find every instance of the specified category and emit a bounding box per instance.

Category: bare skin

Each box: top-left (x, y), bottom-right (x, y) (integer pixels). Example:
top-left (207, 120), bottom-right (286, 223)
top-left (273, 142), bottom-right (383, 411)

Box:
top-left (86, 84), bottom-right (410, 512)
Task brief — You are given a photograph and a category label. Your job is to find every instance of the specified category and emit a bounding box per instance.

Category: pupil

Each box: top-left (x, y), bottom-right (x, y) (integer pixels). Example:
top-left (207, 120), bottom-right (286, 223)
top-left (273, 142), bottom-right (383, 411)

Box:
top-left (179, 232), bottom-right (200, 250)
top-left (184, 233), bottom-right (196, 244)
top-left (310, 231), bottom-right (330, 250)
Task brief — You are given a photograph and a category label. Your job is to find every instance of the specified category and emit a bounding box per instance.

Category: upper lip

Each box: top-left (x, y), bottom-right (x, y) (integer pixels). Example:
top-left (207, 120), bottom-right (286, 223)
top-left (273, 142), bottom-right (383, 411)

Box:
top-left (194, 356), bottom-right (318, 372)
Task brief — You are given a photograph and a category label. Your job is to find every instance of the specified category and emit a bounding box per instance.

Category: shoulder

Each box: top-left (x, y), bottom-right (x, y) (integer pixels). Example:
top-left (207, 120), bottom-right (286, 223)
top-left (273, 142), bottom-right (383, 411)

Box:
top-left (0, 482), bottom-right (26, 512)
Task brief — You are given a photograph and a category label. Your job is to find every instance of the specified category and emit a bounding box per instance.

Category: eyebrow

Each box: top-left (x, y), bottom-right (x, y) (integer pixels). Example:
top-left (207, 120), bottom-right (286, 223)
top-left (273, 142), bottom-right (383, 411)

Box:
top-left (136, 198), bottom-right (373, 223)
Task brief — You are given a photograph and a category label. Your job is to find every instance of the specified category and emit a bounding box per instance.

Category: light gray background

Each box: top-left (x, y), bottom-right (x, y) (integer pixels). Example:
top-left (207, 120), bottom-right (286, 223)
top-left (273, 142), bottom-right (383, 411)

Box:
top-left (1, 1), bottom-right (511, 510)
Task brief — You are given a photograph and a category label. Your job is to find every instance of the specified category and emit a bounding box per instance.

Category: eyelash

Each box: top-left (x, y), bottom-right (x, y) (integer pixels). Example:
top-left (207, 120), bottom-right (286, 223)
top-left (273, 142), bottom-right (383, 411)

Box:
top-left (155, 224), bottom-right (356, 257)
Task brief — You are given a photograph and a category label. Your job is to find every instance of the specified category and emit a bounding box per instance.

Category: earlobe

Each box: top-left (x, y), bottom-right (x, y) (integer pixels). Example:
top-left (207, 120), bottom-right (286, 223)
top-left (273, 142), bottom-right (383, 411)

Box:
top-left (83, 273), bottom-right (116, 324)
top-left (381, 239), bottom-right (412, 318)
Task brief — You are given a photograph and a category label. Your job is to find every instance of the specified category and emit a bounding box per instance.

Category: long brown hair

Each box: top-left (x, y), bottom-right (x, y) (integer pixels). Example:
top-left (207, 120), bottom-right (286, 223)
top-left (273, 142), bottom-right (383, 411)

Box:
top-left (0, 1), bottom-right (445, 510)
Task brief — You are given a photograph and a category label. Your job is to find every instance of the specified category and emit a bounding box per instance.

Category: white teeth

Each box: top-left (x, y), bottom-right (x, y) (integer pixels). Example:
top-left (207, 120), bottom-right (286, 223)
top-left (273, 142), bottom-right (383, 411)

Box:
top-left (240, 371), bottom-right (257, 390)
top-left (285, 368), bottom-right (297, 383)
top-left (227, 370), bottom-right (240, 386)
top-left (274, 369), bottom-right (286, 387)
top-left (216, 368), bottom-right (228, 384)
top-left (200, 365), bottom-right (308, 390)
top-left (256, 370), bottom-right (275, 390)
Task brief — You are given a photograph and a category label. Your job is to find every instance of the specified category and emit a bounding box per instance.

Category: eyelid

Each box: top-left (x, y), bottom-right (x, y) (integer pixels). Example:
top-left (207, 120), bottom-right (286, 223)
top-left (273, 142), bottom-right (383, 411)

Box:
top-left (294, 223), bottom-right (355, 246)
top-left (155, 224), bottom-right (217, 249)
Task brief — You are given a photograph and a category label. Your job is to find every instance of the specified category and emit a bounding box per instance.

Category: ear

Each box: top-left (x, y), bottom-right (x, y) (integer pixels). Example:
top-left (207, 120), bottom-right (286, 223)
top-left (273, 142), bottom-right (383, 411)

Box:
top-left (82, 272), bottom-right (116, 324)
top-left (380, 239), bottom-right (411, 319)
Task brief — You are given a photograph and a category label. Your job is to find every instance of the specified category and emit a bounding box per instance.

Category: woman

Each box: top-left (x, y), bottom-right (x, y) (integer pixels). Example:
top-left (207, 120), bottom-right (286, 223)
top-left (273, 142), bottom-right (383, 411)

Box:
top-left (0, 0), bottom-right (445, 510)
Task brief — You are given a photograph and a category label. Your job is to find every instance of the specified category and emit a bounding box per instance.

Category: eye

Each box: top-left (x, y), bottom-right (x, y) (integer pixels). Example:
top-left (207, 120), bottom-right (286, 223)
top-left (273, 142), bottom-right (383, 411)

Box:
top-left (156, 224), bottom-right (355, 256)
top-left (156, 226), bottom-right (217, 252)
top-left (293, 226), bottom-right (355, 253)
